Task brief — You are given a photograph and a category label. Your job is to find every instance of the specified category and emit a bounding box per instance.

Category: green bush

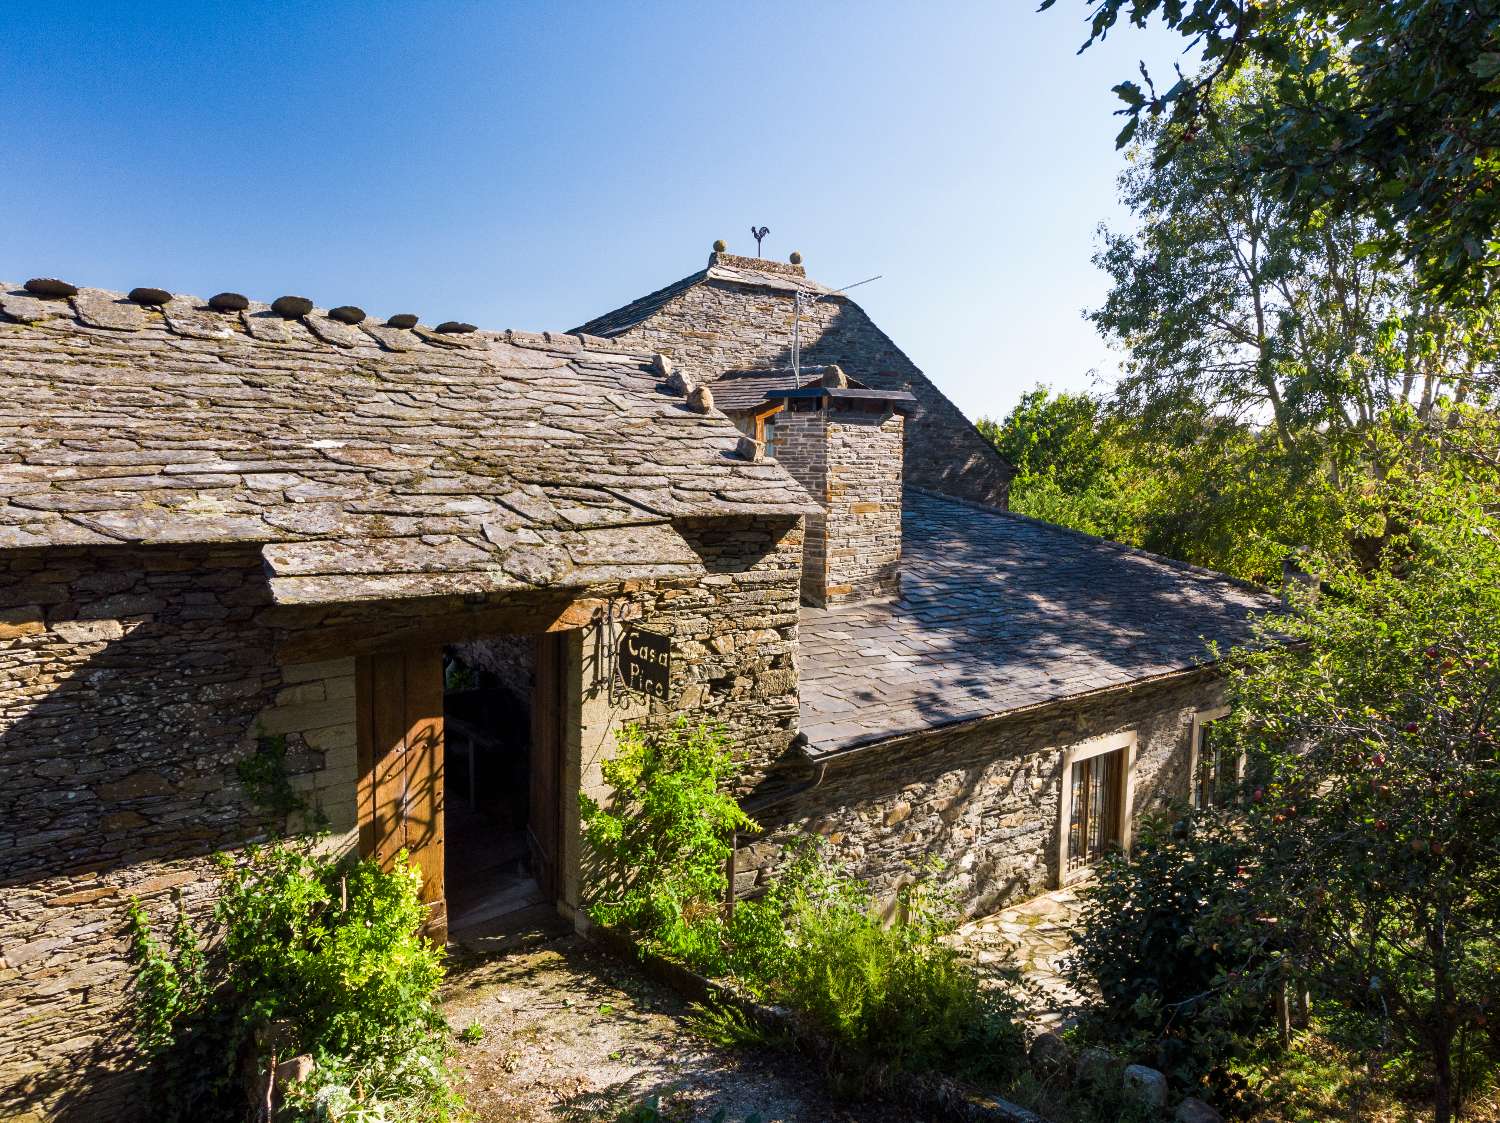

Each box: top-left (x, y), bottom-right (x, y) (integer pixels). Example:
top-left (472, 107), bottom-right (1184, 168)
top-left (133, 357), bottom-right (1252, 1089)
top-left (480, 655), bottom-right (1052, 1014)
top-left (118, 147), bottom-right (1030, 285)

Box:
top-left (583, 723), bottom-right (1030, 1092)
top-left (1065, 812), bottom-right (1273, 1093)
top-left (126, 843), bottom-right (460, 1122)
top-left (729, 841), bottom-right (1028, 1091)
top-left (580, 720), bottom-right (754, 972)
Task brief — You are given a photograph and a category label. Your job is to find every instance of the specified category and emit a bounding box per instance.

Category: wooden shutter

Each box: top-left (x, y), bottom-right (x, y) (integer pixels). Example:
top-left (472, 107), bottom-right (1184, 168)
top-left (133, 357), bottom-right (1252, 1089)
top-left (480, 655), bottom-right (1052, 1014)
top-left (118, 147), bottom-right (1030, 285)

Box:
top-left (356, 647), bottom-right (446, 940)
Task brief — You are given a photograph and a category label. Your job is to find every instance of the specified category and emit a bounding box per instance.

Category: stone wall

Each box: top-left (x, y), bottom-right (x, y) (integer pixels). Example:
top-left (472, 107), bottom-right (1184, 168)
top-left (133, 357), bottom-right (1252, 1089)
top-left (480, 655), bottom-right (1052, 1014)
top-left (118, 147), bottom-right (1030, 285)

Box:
top-left (0, 513), bottom-right (807, 1119)
top-left (604, 265), bottom-right (1013, 509)
top-left (0, 545), bottom-right (342, 1119)
top-left (775, 401), bottom-right (904, 606)
top-left (741, 672), bottom-right (1225, 918)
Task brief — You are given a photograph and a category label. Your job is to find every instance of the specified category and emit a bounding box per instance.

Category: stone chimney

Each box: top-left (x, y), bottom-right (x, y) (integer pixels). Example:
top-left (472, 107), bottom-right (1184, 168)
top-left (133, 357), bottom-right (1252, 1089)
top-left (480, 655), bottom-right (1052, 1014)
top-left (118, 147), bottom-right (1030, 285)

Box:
top-left (768, 367), bottom-right (916, 607)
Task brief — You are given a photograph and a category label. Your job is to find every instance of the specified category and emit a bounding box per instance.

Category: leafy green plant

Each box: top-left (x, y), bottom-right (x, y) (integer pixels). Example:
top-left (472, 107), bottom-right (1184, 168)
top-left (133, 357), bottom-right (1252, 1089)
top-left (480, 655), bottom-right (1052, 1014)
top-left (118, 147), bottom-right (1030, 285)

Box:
top-left (456, 1022), bottom-right (485, 1045)
top-left (730, 842), bottom-right (1029, 1092)
top-left (583, 724), bottom-right (1030, 1094)
top-left (616, 1095), bottom-right (763, 1123)
top-left (580, 720), bottom-right (754, 971)
top-left (1065, 812), bottom-right (1273, 1096)
top-left (124, 843), bottom-right (459, 1122)
top-left (237, 733), bottom-right (313, 825)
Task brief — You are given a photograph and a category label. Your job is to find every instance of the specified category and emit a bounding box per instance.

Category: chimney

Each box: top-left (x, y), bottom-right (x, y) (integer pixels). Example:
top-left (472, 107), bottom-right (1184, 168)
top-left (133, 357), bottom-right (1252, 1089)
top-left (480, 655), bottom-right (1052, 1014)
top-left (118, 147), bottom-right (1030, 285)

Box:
top-left (768, 367), bottom-right (916, 607)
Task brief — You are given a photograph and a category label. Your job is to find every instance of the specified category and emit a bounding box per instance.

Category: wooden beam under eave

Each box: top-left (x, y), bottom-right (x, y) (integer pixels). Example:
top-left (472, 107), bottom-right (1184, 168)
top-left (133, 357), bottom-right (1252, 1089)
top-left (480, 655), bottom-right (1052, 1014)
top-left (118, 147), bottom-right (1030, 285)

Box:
top-left (272, 593), bottom-right (643, 663)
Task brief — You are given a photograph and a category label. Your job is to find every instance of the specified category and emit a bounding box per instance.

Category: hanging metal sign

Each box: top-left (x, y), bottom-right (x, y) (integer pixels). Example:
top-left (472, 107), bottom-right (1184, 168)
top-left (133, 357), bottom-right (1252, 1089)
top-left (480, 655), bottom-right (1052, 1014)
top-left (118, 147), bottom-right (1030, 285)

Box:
top-left (616, 626), bottom-right (672, 701)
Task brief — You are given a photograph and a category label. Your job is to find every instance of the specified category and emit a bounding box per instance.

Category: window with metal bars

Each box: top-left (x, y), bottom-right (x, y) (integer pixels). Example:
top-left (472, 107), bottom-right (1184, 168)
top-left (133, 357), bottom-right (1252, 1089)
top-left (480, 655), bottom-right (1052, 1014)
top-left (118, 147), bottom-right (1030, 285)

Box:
top-left (1066, 747), bottom-right (1125, 872)
top-left (1192, 718), bottom-right (1244, 809)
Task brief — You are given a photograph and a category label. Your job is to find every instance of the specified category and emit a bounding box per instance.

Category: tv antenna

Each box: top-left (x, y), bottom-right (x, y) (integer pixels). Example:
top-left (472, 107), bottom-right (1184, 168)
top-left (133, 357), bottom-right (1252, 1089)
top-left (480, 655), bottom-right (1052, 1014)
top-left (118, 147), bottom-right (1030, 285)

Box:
top-left (751, 225), bottom-right (770, 257)
top-left (790, 274), bottom-right (882, 381)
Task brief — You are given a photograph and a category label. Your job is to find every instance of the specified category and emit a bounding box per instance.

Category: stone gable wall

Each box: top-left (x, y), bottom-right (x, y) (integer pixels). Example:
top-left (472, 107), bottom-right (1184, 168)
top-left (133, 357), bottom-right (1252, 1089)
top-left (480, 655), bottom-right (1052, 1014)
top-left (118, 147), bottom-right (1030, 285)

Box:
top-left (614, 277), bottom-right (1012, 509)
top-left (774, 404), bottom-right (903, 606)
top-left (740, 673), bottom-right (1225, 918)
top-left (0, 515), bottom-right (806, 1120)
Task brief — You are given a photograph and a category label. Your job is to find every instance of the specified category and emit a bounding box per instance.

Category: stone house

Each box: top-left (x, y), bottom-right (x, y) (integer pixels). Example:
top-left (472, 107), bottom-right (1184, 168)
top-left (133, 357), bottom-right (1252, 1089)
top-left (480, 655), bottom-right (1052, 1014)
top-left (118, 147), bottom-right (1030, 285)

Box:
top-left (0, 259), bottom-right (1273, 1119)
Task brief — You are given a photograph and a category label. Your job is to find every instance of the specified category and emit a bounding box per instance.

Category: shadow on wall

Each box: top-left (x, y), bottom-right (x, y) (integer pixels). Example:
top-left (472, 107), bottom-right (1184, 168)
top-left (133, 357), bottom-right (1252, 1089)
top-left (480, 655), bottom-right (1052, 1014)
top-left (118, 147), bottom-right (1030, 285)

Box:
top-left (0, 545), bottom-right (293, 1119)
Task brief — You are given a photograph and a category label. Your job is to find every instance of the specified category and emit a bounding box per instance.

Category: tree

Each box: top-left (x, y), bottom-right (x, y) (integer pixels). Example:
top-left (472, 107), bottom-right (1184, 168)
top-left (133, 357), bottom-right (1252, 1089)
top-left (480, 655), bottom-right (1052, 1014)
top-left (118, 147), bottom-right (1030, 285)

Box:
top-left (1093, 75), bottom-right (1494, 455)
top-left (1217, 466), bottom-right (1500, 1123)
top-left (980, 388), bottom-right (1170, 549)
top-left (1045, 0), bottom-right (1500, 295)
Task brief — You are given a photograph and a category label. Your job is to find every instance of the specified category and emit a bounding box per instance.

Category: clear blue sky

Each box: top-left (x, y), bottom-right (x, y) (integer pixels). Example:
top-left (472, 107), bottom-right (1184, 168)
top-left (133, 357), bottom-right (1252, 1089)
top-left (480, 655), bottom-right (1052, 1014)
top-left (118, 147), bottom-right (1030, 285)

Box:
top-left (3, 2), bottom-right (1184, 422)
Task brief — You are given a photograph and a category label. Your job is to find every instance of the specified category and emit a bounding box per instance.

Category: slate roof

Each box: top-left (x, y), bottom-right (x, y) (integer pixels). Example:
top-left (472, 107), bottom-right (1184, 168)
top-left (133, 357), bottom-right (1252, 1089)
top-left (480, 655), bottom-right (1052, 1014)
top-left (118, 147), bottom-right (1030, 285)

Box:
top-left (0, 283), bottom-right (814, 605)
top-left (710, 366), bottom-right (867, 414)
top-left (797, 490), bottom-right (1278, 755)
top-left (573, 255), bottom-right (833, 339)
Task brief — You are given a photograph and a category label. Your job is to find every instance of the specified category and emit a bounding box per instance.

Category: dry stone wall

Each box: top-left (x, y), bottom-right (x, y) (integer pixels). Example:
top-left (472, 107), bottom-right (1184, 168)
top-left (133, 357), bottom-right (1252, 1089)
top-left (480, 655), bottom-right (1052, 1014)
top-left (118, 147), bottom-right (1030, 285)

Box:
top-left (740, 673), bottom-right (1225, 917)
top-left (0, 513), bottom-right (807, 1120)
top-left (610, 271), bottom-right (1013, 509)
top-left (0, 545), bottom-right (335, 1119)
top-left (653, 517), bottom-right (804, 784)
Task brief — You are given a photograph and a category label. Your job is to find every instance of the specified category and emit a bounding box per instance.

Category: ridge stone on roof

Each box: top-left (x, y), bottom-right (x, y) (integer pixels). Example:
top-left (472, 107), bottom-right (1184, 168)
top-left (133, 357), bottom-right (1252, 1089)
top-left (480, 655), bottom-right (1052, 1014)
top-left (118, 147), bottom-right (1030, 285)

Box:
top-left (796, 490), bottom-right (1279, 755)
top-left (0, 282), bottom-right (815, 604)
top-left (572, 252), bottom-right (834, 340)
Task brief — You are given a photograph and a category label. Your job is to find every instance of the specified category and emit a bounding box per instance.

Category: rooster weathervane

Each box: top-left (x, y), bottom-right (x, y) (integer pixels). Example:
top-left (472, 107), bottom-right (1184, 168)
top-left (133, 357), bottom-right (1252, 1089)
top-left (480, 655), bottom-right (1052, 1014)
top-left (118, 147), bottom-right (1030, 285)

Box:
top-left (751, 225), bottom-right (769, 257)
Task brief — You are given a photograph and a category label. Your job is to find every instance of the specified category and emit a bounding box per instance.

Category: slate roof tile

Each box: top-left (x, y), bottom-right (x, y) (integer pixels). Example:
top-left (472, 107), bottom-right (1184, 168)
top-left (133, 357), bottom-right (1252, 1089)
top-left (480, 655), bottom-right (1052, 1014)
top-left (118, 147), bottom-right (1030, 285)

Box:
top-left (0, 281), bottom-right (815, 605)
top-left (797, 490), bottom-right (1279, 755)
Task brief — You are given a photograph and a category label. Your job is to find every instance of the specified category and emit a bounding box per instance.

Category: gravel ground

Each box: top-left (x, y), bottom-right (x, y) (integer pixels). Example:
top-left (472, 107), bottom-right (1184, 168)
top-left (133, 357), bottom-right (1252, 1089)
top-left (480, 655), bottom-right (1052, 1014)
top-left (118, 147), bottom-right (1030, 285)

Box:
top-left (441, 932), bottom-right (924, 1123)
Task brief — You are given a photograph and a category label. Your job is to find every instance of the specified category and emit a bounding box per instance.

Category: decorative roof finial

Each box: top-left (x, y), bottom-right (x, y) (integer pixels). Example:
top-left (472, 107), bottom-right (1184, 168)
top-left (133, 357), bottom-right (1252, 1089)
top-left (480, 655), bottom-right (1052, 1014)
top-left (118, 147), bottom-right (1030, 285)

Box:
top-left (751, 226), bottom-right (769, 258)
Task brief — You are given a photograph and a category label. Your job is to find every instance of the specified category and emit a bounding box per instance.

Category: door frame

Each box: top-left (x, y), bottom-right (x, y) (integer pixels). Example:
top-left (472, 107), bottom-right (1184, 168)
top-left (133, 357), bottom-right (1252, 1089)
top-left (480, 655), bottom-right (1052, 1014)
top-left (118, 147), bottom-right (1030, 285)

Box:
top-left (528, 632), bottom-right (567, 902)
top-left (1055, 729), bottom-right (1137, 887)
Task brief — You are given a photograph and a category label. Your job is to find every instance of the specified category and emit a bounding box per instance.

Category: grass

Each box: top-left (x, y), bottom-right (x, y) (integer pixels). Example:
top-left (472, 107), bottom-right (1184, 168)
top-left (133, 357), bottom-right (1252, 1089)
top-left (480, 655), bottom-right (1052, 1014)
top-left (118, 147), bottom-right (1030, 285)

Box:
top-left (1230, 1030), bottom-right (1500, 1123)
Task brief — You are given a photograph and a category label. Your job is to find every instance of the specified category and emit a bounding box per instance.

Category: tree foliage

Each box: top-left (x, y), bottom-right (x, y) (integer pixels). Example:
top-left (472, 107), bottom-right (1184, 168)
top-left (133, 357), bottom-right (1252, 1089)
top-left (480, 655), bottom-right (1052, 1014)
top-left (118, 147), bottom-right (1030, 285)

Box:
top-left (982, 72), bottom-right (1500, 585)
top-left (1092, 75), bottom-right (1497, 451)
top-left (1046, 0), bottom-right (1500, 294)
top-left (1212, 482), bottom-right (1500, 1122)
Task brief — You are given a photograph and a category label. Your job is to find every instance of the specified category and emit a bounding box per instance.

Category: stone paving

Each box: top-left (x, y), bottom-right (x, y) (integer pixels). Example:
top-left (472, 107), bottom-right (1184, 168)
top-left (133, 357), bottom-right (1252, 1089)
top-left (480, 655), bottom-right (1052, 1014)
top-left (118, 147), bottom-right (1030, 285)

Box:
top-left (958, 885), bottom-right (1088, 1031)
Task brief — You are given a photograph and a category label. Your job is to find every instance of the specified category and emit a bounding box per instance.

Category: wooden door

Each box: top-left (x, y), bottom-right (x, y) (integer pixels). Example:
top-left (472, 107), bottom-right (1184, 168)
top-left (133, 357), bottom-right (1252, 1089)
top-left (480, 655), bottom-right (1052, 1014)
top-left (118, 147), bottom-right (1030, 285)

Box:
top-left (356, 647), bottom-right (446, 941)
top-left (528, 633), bottom-right (565, 901)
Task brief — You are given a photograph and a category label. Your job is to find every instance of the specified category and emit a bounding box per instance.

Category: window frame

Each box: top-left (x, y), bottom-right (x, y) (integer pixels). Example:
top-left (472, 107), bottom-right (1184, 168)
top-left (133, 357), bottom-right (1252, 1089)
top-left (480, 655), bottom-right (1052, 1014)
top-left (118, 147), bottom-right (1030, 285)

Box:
top-left (1188, 705), bottom-right (1243, 809)
top-left (1055, 729), bottom-right (1137, 887)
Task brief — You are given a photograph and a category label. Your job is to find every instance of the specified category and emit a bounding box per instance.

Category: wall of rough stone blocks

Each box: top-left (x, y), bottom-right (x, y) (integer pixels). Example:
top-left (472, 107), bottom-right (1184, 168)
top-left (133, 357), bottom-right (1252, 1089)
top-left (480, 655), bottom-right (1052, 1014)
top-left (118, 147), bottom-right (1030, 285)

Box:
top-left (612, 270), bottom-right (1012, 509)
top-left (0, 545), bottom-right (349, 1119)
top-left (740, 673), bottom-right (1225, 918)
top-left (0, 513), bottom-right (807, 1119)
top-left (774, 403), bottom-right (903, 606)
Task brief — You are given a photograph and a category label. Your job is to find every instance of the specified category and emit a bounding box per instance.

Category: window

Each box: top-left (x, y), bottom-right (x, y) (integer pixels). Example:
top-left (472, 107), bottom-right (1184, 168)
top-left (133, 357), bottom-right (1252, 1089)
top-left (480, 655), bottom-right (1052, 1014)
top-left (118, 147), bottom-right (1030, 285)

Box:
top-left (1189, 706), bottom-right (1243, 809)
top-left (1056, 731), bottom-right (1136, 885)
top-left (753, 405), bottom-right (784, 456)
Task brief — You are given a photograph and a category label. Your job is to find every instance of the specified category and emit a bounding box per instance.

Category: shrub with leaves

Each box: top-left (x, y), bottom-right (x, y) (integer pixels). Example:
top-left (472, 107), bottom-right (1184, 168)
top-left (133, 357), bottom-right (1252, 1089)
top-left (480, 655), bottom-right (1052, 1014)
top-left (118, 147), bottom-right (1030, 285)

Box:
top-left (583, 724), bottom-right (1029, 1093)
top-left (731, 842), bottom-right (1029, 1091)
top-left (580, 720), bottom-right (754, 971)
top-left (1065, 812), bottom-right (1272, 1094)
top-left (1213, 491), bottom-right (1500, 1123)
top-left (125, 843), bottom-right (459, 1122)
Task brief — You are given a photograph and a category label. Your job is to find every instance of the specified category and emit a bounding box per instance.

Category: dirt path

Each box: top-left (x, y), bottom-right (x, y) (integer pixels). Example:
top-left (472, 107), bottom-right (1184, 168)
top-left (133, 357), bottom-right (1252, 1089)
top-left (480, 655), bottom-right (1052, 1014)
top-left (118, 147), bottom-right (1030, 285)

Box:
top-left (441, 932), bottom-right (923, 1123)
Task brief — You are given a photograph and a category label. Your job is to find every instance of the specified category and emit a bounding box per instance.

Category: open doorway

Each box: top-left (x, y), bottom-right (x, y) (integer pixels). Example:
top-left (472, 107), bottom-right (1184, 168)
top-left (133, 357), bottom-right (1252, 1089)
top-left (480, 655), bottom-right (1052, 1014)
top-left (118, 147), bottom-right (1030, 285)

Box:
top-left (442, 635), bottom-right (561, 934)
